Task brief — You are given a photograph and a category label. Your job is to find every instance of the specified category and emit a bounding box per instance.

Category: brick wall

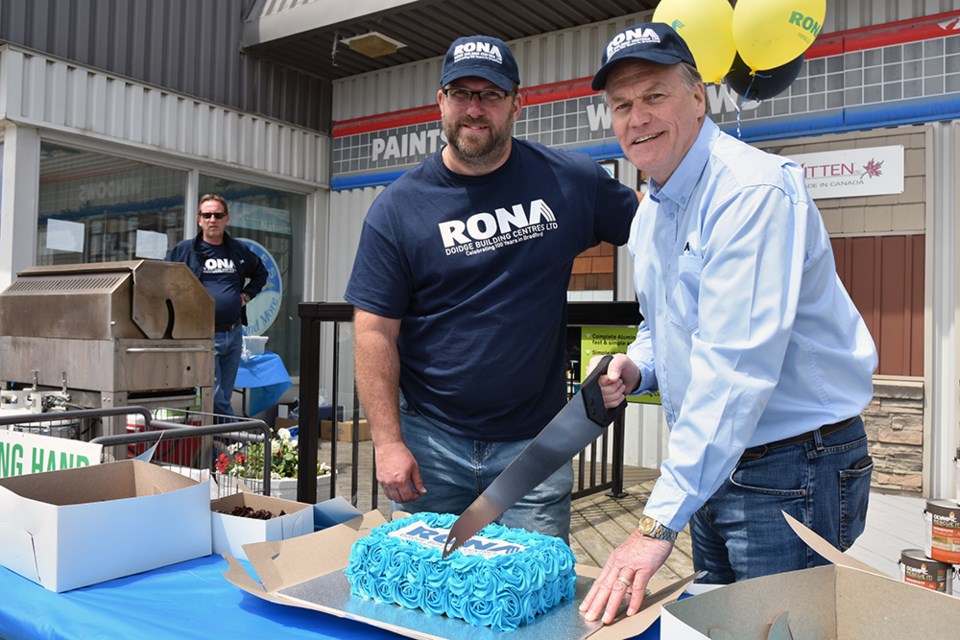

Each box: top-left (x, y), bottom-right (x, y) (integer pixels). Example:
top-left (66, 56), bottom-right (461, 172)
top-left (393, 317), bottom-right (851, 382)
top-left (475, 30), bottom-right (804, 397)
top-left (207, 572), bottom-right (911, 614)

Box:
top-left (570, 242), bottom-right (616, 291)
top-left (865, 378), bottom-right (924, 493)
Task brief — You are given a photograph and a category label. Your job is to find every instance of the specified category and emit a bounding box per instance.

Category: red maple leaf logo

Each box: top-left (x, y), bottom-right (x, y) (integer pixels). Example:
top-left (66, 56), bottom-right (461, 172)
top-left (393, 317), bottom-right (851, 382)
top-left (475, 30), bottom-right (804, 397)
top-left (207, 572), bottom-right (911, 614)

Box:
top-left (861, 159), bottom-right (883, 178)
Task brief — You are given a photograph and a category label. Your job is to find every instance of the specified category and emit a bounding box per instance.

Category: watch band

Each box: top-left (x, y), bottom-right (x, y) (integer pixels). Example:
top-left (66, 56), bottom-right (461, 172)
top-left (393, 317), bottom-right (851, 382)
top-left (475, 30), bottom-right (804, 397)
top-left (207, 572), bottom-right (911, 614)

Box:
top-left (638, 515), bottom-right (678, 543)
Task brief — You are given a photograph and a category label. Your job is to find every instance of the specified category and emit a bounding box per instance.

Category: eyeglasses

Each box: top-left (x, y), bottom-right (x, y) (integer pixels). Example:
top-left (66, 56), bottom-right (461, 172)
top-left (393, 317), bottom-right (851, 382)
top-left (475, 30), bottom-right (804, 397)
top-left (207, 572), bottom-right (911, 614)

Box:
top-left (200, 212), bottom-right (227, 219)
top-left (442, 87), bottom-right (513, 106)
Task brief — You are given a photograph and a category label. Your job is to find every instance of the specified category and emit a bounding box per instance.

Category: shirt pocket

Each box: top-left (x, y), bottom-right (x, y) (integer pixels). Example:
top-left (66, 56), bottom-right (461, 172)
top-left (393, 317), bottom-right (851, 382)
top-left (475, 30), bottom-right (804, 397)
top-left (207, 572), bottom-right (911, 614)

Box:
top-left (668, 254), bottom-right (702, 332)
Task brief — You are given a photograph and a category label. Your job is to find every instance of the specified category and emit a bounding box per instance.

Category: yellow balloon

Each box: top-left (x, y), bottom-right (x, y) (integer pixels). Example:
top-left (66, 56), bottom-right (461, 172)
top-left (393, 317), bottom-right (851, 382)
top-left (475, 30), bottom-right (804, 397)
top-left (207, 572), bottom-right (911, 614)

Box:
top-left (654, 0), bottom-right (736, 84)
top-left (732, 0), bottom-right (826, 72)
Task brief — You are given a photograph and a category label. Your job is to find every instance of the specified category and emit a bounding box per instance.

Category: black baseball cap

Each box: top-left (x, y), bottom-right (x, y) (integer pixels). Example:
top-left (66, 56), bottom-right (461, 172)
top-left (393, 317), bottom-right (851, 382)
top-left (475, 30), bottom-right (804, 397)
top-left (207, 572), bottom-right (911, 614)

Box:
top-left (592, 23), bottom-right (696, 90)
top-left (440, 35), bottom-right (520, 91)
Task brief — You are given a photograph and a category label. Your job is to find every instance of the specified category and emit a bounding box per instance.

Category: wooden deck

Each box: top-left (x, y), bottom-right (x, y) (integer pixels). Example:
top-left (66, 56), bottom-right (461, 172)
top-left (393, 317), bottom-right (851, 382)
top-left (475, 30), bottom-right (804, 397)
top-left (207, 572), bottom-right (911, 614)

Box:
top-left (324, 440), bottom-right (927, 581)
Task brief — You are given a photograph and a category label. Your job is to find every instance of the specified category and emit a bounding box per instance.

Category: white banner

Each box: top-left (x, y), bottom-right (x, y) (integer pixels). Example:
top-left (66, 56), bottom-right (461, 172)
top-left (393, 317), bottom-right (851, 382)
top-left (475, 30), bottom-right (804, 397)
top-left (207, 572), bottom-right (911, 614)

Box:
top-left (0, 429), bottom-right (102, 478)
top-left (790, 145), bottom-right (904, 200)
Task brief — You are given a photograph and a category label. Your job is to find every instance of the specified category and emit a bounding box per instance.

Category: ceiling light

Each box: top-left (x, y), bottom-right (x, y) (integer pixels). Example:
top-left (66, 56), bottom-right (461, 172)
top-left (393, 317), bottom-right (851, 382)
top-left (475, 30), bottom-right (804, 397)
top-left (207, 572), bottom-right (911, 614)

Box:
top-left (341, 32), bottom-right (406, 58)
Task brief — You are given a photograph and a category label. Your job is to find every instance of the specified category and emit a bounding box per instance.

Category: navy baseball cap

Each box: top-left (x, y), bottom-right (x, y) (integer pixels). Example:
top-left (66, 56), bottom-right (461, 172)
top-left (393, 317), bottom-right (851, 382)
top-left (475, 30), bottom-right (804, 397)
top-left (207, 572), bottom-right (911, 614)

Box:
top-left (440, 35), bottom-right (520, 91)
top-left (592, 23), bottom-right (696, 90)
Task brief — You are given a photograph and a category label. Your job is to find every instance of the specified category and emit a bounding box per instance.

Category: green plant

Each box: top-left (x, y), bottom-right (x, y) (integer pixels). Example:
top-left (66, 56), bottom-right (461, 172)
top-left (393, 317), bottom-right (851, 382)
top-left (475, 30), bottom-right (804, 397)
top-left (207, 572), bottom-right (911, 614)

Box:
top-left (215, 427), bottom-right (330, 479)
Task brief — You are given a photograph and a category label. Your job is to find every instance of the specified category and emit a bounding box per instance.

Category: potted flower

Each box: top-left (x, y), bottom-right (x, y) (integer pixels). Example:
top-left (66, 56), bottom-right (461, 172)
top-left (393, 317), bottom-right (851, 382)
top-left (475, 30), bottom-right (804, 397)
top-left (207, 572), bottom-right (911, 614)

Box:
top-left (215, 427), bottom-right (331, 500)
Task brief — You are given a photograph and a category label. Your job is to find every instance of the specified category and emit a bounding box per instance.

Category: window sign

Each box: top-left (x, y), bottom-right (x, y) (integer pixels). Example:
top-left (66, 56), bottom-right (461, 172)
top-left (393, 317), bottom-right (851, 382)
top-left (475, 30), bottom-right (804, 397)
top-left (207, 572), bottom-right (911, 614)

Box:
top-left (135, 229), bottom-right (169, 259)
top-left (45, 219), bottom-right (84, 253)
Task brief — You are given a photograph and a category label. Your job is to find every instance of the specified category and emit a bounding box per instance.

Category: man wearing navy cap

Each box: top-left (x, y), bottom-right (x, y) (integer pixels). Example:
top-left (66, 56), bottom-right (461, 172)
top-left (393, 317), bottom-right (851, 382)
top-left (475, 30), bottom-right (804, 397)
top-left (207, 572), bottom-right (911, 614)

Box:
top-left (580, 23), bottom-right (877, 623)
top-left (345, 35), bottom-right (638, 538)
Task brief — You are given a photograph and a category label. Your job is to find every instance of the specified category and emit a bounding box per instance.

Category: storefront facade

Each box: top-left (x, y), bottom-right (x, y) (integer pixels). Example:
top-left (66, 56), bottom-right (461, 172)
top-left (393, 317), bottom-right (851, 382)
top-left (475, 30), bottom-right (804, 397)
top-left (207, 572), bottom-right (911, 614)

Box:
top-left (324, 8), bottom-right (960, 499)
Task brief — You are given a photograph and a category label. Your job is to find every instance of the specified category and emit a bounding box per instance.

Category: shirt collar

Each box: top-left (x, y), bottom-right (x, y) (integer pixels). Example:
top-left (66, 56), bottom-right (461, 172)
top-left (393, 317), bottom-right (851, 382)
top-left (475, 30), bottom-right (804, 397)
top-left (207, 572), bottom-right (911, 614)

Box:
top-left (647, 118), bottom-right (718, 205)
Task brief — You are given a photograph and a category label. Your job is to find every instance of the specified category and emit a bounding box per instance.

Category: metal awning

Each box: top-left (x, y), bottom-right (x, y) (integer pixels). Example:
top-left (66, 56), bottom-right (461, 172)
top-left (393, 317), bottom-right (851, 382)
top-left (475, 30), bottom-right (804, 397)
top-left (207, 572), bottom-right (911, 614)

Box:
top-left (241, 0), bottom-right (656, 80)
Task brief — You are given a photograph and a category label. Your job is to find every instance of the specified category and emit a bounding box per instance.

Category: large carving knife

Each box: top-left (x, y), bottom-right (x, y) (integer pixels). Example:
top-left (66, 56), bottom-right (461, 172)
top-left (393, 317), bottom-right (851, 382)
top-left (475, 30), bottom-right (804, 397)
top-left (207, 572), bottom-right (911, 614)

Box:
top-left (442, 354), bottom-right (626, 558)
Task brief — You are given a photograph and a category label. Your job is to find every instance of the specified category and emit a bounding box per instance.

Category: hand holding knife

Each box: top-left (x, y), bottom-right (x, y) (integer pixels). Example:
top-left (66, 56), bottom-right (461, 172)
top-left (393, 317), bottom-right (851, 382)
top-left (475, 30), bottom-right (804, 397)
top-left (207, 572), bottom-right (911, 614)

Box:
top-left (442, 354), bottom-right (627, 559)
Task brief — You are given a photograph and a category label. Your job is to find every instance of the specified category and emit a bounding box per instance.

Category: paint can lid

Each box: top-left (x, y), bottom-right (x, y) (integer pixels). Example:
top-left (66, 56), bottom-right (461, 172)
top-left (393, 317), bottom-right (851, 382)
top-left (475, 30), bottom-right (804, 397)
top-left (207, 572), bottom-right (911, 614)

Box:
top-left (900, 548), bottom-right (952, 570)
top-left (925, 498), bottom-right (960, 515)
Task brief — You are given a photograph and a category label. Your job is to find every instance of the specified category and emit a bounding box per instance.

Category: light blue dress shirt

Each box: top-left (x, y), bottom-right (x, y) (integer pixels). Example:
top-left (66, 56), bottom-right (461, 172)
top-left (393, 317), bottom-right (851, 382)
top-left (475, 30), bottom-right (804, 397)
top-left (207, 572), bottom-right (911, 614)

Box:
top-left (628, 118), bottom-right (878, 532)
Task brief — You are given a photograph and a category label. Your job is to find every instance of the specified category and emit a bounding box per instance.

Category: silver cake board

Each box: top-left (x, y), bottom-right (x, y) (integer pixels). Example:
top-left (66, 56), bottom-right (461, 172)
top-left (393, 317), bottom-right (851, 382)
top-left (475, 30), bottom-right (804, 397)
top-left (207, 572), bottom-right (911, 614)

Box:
top-left (277, 568), bottom-right (604, 640)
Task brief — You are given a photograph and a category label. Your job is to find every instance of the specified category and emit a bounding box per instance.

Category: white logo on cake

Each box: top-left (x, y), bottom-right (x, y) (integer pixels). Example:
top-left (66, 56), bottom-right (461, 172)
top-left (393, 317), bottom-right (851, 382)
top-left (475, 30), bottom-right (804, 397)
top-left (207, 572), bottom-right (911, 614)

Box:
top-left (389, 522), bottom-right (527, 558)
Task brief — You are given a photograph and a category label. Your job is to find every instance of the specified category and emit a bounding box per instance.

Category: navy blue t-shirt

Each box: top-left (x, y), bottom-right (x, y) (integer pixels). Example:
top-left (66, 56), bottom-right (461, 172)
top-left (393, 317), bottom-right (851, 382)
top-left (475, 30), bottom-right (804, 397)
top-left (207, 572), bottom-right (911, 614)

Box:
top-left (345, 139), bottom-right (637, 441)
top-left (199, 241), bottom-right (243, 326)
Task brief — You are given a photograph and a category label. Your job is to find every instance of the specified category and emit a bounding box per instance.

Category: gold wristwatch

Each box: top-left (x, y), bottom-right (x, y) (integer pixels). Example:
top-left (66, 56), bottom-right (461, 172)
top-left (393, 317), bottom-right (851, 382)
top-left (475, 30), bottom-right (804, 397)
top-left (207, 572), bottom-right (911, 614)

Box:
top-left (638, 515), bottom-right (678, 543)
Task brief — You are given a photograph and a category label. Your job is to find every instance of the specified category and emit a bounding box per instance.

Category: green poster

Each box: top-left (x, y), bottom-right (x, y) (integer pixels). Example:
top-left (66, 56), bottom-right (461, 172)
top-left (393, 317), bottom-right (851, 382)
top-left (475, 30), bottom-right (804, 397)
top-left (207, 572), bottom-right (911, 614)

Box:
top-left (579, 326), bottom-right (661, 405)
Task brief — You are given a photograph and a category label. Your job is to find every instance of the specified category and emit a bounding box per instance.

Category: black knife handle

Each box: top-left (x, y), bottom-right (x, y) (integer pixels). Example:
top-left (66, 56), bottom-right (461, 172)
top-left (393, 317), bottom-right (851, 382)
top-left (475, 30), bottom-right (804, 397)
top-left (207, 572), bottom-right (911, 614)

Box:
top-left (580, 354), bottom-right (628, 428)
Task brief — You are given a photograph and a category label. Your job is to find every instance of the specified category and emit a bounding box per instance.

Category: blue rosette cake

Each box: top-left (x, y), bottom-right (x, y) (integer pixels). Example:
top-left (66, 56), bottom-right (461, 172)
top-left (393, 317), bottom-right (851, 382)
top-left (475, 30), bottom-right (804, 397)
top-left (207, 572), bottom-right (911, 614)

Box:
top-left (345, 512), bottom-right (577, 631)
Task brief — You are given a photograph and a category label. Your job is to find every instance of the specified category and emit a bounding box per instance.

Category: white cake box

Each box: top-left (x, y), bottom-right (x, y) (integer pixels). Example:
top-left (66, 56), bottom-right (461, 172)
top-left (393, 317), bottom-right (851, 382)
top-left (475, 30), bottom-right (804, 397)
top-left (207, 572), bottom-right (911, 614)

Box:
top-left (661, 564), bottom-right (960, 639)
top-left (0, 459), bottom-right (211, 592)
top-left (210, 490), bottom-right (313, 560)
top-left (662, 513), bottom-right (960, 639)
top-left (222, 510), bottom-right (688, 640)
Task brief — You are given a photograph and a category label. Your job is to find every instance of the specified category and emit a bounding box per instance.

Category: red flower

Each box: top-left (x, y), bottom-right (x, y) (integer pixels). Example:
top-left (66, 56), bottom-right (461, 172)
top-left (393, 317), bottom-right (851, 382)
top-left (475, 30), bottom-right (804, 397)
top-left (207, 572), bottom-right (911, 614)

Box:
top-left (216, 453), bottom-right (230, 474)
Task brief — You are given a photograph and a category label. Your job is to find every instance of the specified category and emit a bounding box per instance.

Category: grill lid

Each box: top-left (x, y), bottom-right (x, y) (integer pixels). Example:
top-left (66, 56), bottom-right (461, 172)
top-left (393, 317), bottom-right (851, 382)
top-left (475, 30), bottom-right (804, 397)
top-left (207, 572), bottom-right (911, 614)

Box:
top-left (0, 260), bottom-right (214, 340)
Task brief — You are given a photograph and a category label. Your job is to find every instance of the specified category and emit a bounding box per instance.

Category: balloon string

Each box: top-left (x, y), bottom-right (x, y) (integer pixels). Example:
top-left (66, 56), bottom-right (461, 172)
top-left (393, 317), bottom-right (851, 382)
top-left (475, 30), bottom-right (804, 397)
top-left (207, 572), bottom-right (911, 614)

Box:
top-left (735, 71), bottom-right (773, 139)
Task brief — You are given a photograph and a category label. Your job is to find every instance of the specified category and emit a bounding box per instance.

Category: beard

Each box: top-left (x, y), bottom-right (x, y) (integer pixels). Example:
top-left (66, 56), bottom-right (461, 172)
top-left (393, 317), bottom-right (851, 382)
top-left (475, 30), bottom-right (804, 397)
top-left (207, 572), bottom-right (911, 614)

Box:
top-left (442, 112), bottom-right (515, 171)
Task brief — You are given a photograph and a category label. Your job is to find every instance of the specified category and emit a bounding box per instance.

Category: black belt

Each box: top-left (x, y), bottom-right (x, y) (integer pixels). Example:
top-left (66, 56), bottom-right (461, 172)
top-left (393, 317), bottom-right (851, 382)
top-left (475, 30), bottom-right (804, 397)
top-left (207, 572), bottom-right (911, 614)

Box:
top-left (215, 320), bottom-right (241, 332)
top-left (741, 416), bottom-right (858, 460)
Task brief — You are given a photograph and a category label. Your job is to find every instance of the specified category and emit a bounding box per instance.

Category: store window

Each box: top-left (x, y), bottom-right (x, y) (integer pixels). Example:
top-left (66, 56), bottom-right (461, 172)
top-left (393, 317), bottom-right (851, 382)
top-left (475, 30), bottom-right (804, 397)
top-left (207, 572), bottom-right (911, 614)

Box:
top-left (37, 143), bottom-right (187, 264)
top-left (198, 176), bottom-right (306, 376)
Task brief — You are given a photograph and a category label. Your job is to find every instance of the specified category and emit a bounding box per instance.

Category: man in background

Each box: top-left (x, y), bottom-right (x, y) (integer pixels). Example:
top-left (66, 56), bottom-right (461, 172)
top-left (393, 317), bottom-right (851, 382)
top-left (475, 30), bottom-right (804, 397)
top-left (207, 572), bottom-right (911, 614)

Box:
top-left (166, 194), bottom-right (268, 419)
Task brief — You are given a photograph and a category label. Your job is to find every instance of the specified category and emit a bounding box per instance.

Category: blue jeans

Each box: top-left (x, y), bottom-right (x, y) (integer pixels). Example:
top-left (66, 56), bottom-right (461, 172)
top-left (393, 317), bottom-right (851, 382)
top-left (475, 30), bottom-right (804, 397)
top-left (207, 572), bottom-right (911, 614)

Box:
top-left (690, 416), bottom-right (873, 584)
top-left (213, 324), bottom-right (243, 417)
top-left (397, 399), bottom-right (574, 540)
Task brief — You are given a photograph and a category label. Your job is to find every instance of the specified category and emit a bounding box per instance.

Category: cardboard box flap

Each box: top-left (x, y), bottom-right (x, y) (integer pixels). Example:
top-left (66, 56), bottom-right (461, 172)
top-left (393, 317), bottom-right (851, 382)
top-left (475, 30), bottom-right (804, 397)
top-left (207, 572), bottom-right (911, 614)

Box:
top-left (242, 510), bottom-right (387, 592)
top-left (222, 553), bottom-right (305, 608)
top-left (834, 563), bottom-right (960, 635)
top-left (781, 510), bottom-right (883, 576)
top-left (663, 565), bottom-right (840, 638)
top-left (586, 571), bottom-right (697, 640)
top-left (0, 520), bottom-right (42, 583)
top-left (0, 460), bottom-right (198, 506)
top-left (313, 497), bottom-right (364, 529)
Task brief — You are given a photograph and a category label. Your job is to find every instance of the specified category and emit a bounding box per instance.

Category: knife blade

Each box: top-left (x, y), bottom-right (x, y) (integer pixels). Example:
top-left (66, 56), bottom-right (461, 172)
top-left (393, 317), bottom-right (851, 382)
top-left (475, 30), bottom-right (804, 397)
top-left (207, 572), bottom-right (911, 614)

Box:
top-left (442, 354), bottom-right (626, 558)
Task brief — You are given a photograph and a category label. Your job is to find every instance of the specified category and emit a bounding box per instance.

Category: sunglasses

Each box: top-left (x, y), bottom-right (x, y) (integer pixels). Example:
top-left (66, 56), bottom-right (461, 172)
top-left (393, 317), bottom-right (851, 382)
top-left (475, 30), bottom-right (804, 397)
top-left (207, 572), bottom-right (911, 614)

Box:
top-left (200, 212), bottom-right (227, 219)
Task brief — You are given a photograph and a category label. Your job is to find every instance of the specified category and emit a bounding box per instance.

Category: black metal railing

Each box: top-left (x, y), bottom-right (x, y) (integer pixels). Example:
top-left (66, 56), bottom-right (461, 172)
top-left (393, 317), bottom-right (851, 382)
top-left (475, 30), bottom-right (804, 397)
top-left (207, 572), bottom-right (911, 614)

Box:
top-left (0, 406), bottom-right (274, 496)
top-left (296, 301), bottom-right (642, 506)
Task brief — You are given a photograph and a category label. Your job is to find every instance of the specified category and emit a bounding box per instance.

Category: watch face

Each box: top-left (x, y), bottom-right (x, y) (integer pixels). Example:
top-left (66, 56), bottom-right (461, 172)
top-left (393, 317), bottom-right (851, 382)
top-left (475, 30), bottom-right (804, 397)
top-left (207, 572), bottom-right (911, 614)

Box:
top-left (639, 516), bottom-right (655, 534)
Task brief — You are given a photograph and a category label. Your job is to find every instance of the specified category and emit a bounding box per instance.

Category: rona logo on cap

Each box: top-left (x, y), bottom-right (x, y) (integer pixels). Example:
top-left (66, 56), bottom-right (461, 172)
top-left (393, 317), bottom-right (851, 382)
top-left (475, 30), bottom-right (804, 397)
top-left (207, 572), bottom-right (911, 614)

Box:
top-left (607, 27), bottom-right (661, 59)
top-left (454, 40), bottom-right (503, 65)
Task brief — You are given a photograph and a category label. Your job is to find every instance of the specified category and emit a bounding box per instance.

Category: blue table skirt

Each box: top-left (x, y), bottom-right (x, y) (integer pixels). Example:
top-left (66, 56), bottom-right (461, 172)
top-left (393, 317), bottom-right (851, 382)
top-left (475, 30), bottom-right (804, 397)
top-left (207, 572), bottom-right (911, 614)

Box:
top-left (235, 352), bottom-right (292, 417)
top-left (0, 555), bottom-right (398, 640)
top-left (0, 553), bottom-right (663, 639)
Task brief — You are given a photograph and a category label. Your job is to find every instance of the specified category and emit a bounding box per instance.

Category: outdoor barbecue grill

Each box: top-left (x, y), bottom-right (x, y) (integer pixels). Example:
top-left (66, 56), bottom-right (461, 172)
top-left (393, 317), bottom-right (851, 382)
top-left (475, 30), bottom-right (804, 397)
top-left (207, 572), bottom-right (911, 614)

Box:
top-left (0, 260), bottom-right (215, 437)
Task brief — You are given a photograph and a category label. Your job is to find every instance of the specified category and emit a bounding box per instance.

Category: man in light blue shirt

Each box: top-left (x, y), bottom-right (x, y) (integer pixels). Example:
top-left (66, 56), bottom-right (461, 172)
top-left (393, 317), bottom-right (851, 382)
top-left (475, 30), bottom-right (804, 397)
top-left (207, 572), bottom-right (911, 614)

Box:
top-left (580, 24), bottom-right (878, 625)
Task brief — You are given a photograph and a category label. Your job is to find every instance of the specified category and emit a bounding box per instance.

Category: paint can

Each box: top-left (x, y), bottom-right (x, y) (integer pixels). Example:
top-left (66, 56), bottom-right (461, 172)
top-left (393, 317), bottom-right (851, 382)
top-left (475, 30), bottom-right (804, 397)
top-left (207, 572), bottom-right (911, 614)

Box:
top-left (924, 499), bottom-right (960, 564)
top-left (900, 548), bottom-right (954, 595)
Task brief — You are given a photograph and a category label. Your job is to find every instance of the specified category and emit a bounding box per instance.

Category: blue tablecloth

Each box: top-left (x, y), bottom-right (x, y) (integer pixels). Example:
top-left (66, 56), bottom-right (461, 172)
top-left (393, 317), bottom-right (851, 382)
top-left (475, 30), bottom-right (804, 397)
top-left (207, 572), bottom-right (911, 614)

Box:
top-left (0, 555), bottom-right (397, 640)
top-left (0, 553), bottom-right (663, 639)
top-left (235, 351), bottom-right (292, 417)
